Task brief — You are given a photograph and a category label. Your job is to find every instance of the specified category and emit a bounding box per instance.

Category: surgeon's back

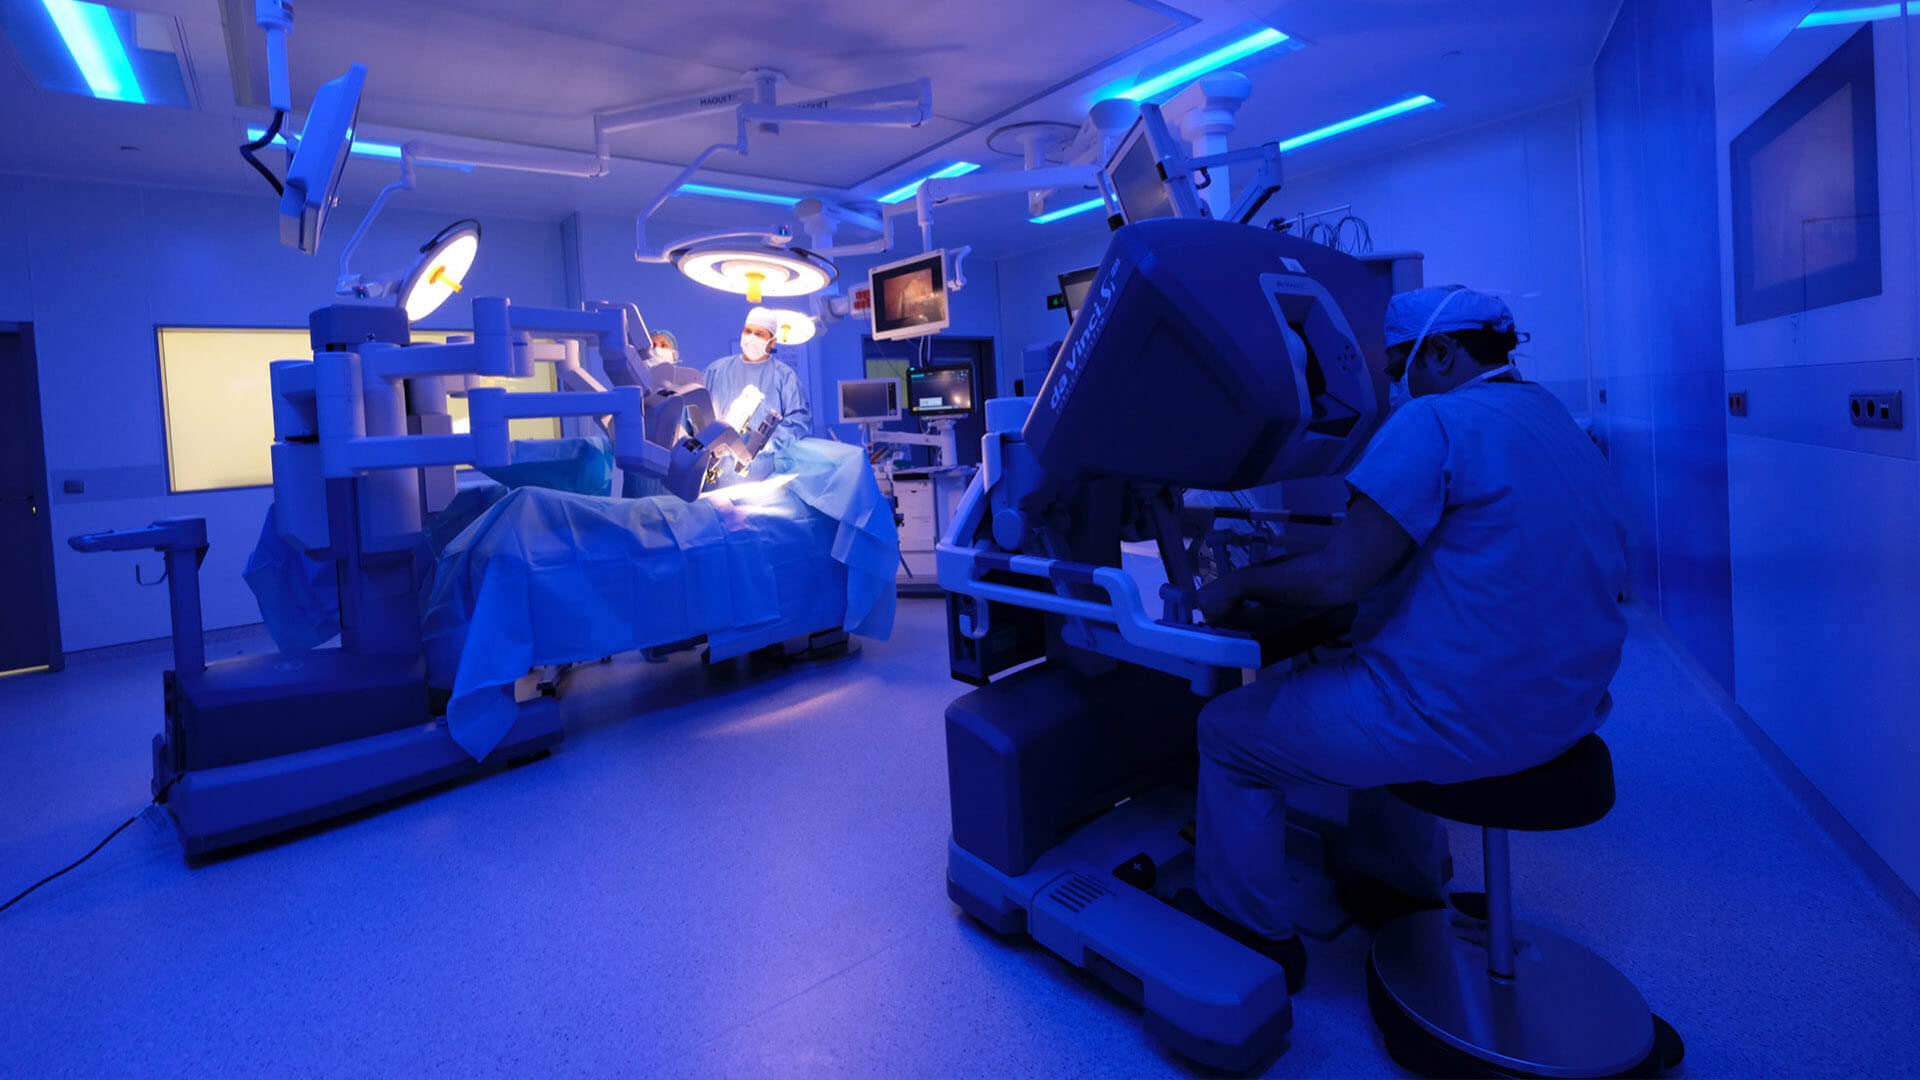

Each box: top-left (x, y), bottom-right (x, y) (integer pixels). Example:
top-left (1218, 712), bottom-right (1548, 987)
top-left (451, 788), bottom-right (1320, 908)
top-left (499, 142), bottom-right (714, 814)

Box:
top-left (1344, 379), bottom-right (1630, 781)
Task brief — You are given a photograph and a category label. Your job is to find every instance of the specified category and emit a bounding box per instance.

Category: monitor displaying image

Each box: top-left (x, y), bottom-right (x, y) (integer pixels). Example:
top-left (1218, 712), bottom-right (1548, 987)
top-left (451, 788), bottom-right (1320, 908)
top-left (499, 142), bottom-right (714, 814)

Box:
top-left (838, 378), bottom-right (901, 424)
top-left (1730, 25), bottom-right (1881, 324)
top-left (870, 250), bottom-right (950, 341)
top-left (908, 364), bottom-right (973, 417)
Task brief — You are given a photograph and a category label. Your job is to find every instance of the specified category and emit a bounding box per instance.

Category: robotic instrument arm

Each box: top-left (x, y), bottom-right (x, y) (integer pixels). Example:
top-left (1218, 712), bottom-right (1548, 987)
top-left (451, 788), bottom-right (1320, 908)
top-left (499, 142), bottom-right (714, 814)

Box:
top-left (936, 219), bottom-right (1392, 691)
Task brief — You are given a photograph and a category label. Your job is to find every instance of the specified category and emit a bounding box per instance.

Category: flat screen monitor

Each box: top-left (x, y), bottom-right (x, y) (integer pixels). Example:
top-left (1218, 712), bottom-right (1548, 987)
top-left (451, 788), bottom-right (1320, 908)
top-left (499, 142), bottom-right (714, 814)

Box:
top-left (908, 364), bottom-right (973, 417)
top-left (1058, 266), bottom-right (1099, 322)
top-left (1102, 107), bottom-right (1204, 225)
top-left (838, 378), bottom-right (902, 424)
top-left (279, 63), bottom-right (367, 255)
top-left (869, 250), bottom-right (950, 341)
top-left (1730, 25), bottom-right (1881, 324)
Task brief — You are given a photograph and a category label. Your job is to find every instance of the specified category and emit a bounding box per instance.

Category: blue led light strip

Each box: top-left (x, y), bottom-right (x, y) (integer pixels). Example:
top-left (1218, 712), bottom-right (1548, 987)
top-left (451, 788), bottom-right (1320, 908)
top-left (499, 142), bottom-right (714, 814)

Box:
top-left (1279, 95), bottom-right (1439, 152)
top-left (247, 129), bottom-right (475, 172)
top-left (678, 182), bottom-right (803, 207)
top-left (878, 162), bottom-right (982, 205)
top-left (1114, 28), bottom-right (1290, 103)
top-left (1799, 2), bottom-right (1912, 26)
top-left (42, 0), bottom-right (141, 103)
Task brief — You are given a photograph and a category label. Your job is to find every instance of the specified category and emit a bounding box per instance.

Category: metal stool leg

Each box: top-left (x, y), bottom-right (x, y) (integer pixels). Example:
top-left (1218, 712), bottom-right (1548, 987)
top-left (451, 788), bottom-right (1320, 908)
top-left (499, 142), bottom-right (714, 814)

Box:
top-left (1368, 827), bottom-right (1656, 1076)
top-left (1483, 827), bottom-right (1515, 979)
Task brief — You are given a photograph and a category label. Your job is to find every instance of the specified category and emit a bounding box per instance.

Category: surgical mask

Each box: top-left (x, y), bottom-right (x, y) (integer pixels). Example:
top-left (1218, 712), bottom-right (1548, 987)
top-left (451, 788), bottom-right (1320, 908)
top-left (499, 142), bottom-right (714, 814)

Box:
top-left (650, 346), bottom-right (677, 364)
top-left (1389, 376), bottom-right (1412, 411)
top-left (740, 334), bottom-right (769, 361)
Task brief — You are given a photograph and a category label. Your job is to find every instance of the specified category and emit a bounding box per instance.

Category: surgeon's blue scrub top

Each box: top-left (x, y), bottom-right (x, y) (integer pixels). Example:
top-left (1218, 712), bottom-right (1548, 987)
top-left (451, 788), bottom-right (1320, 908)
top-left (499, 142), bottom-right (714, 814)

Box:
top-left (703, 352), bottom-right (812, 454)
top-left (1345, 379), bottom-right (1630, 775)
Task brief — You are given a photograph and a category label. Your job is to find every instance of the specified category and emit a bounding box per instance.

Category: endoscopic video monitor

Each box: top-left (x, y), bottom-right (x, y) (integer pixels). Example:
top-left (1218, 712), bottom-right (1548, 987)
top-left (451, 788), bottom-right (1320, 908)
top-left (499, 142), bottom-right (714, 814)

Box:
top-left (869, 249), bottom-right (950, 341)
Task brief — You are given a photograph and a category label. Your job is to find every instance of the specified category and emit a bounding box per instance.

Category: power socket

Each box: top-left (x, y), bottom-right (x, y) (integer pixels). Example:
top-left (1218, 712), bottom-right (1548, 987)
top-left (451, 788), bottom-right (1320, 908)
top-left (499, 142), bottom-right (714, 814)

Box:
top-left (1850, 391), bottom-right (1903, 430)
top-left (1728, 390), bottom-right (1749, 417)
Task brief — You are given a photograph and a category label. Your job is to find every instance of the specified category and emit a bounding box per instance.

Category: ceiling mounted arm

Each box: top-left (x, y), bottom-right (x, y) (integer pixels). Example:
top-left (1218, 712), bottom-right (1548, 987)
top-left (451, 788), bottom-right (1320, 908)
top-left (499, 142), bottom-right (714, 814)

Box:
top-left (914, 164), bottom-right (1106, 250)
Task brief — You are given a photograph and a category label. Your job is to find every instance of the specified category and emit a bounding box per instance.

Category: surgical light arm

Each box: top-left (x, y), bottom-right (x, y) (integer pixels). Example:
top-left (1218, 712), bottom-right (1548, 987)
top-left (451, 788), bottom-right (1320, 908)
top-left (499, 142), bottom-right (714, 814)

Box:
top-left (915, 165), bottom-right (1110, 251)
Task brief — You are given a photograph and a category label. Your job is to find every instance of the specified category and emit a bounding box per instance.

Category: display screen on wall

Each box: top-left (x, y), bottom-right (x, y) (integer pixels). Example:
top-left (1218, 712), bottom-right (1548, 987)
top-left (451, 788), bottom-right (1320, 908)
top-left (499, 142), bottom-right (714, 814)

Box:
top-left (158, 328), bottom-right (557, 493)
top-left (1729, 24), bottom-right (1881, 325)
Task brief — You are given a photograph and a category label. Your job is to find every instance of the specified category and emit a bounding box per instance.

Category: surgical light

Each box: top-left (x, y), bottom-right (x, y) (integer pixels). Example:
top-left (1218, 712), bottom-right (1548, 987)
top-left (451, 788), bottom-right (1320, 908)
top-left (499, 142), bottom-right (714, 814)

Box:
top-left (877, 162), bottom-right (983, 205)
top-left (42, 0), bottom-right (141, 103)
top-left (674, 239), bottom-right (836, 304)
top-left (762, 308), bottom-right (818, 346)
top-left (1110, 28), bottom-right (1289, 104)
top-left (398, 220), bottom-right (481, 323)
top-left (1279, 95), bottom-right (1439, 152)
top-left (678, 183), bottom-right (803, 207)
top-left (1799, 3), bottom-right (1911, 26)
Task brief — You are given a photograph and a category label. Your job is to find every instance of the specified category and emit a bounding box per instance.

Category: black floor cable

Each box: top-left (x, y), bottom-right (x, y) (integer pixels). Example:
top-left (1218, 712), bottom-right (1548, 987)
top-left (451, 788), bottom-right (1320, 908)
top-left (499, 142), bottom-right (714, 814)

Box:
top-left (0, 775), bottom-right (181, 916)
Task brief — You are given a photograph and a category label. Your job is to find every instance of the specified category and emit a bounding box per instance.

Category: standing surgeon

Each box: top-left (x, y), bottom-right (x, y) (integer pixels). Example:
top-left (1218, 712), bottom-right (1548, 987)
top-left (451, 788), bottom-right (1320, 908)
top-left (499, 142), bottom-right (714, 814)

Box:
top-left (1181, 287), bottom-right (1631, 994)
top-left (703, 307), bottom-right (812, 465)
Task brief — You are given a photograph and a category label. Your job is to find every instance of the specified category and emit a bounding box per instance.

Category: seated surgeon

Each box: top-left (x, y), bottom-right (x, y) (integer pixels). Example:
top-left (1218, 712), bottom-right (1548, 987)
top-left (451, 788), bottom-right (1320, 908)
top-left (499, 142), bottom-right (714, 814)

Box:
top-left (649, 329), bottom-right (679, 364)
top-left (1187, 287), bottom-right (1630, 991)
top-left (703, 307), bottom-right (812, 467)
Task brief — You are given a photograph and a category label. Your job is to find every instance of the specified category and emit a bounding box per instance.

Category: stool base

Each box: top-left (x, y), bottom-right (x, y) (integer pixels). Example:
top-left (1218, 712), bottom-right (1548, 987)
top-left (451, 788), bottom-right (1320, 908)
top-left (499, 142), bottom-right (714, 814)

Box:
top-left (1368, 909), bottom-right (1655, 1078)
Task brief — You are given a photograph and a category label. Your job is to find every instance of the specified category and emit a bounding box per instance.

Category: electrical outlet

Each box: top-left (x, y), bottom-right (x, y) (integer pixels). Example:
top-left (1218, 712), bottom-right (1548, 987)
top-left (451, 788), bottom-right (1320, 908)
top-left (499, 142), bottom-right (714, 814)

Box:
top-left (1850, 391), bottom-right (1903, 429)
top-left (1728, 390), bottom-right (1749, 417)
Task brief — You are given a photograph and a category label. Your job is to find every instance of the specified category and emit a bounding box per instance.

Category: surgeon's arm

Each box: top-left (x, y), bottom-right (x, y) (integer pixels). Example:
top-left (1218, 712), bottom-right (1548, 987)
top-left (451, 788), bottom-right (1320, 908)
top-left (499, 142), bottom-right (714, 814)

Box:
top-left (1196, 493), bottom-right (1415, 621)
top-left (767, 366), bottom-right (812, 451)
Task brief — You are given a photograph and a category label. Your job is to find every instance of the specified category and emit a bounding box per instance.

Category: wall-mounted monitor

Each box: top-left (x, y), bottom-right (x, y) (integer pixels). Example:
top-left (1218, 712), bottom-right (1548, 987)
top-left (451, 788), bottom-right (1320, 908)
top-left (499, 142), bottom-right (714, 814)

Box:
top-left (837, 377), bottom-right (902, 424)
top-left (869, 249), bottom-right (950, 341)
top-left (280, 63), bottom-right (367, 255)
top-left (907, 363), bottom-right (973, 417)
top-left (1730, 25), bottom-right (1881, 324)
top-left (1058, 266), bottom-right (1099, 323)
top-left (1102, 106), bottom-right (1205, 226)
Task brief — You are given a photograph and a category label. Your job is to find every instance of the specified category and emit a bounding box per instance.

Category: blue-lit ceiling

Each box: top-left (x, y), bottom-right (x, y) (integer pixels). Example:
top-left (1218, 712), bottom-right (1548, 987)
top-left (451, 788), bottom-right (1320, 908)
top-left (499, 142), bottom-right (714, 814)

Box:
top-left (2, 0), bottom-right (191, 107)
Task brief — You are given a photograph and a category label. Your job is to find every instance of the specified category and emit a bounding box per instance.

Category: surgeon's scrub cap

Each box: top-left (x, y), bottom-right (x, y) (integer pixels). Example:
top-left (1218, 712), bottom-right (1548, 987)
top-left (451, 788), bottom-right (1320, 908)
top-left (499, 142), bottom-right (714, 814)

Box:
top-left (744, 307), bottom-right (781, 334)
top-left (1384, 286), bottom-right (1517, 349)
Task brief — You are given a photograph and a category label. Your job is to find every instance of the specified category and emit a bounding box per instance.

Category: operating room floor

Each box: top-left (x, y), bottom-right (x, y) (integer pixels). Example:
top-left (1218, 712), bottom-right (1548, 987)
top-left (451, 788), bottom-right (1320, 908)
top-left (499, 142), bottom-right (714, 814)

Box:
top-left (3, 601), bottom-right (1919, 1079)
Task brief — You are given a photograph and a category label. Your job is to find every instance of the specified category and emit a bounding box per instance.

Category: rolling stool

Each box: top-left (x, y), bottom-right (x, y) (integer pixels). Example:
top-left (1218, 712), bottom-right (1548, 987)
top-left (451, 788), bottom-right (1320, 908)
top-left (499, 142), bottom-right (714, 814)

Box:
top-left (1366, 732), bottom-right (1684, 1078)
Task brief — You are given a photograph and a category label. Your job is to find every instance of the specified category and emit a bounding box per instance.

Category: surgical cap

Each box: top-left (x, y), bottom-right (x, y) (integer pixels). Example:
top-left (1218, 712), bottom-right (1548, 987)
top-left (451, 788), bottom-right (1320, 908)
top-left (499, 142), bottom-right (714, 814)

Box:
top-left (744, 307), bottom-right (781, 334)
top-left (651, 329), bottom-right (678, 350)
top-left (1384, 286), bottom-right (1517, 349)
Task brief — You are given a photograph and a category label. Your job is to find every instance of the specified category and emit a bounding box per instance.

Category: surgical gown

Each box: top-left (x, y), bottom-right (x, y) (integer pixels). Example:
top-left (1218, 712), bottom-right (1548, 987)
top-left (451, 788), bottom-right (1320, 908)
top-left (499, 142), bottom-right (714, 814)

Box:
top-left (703, 352), bottom-right (811, 455)
top-left (1195, 378), bottom-right (1629, 938)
